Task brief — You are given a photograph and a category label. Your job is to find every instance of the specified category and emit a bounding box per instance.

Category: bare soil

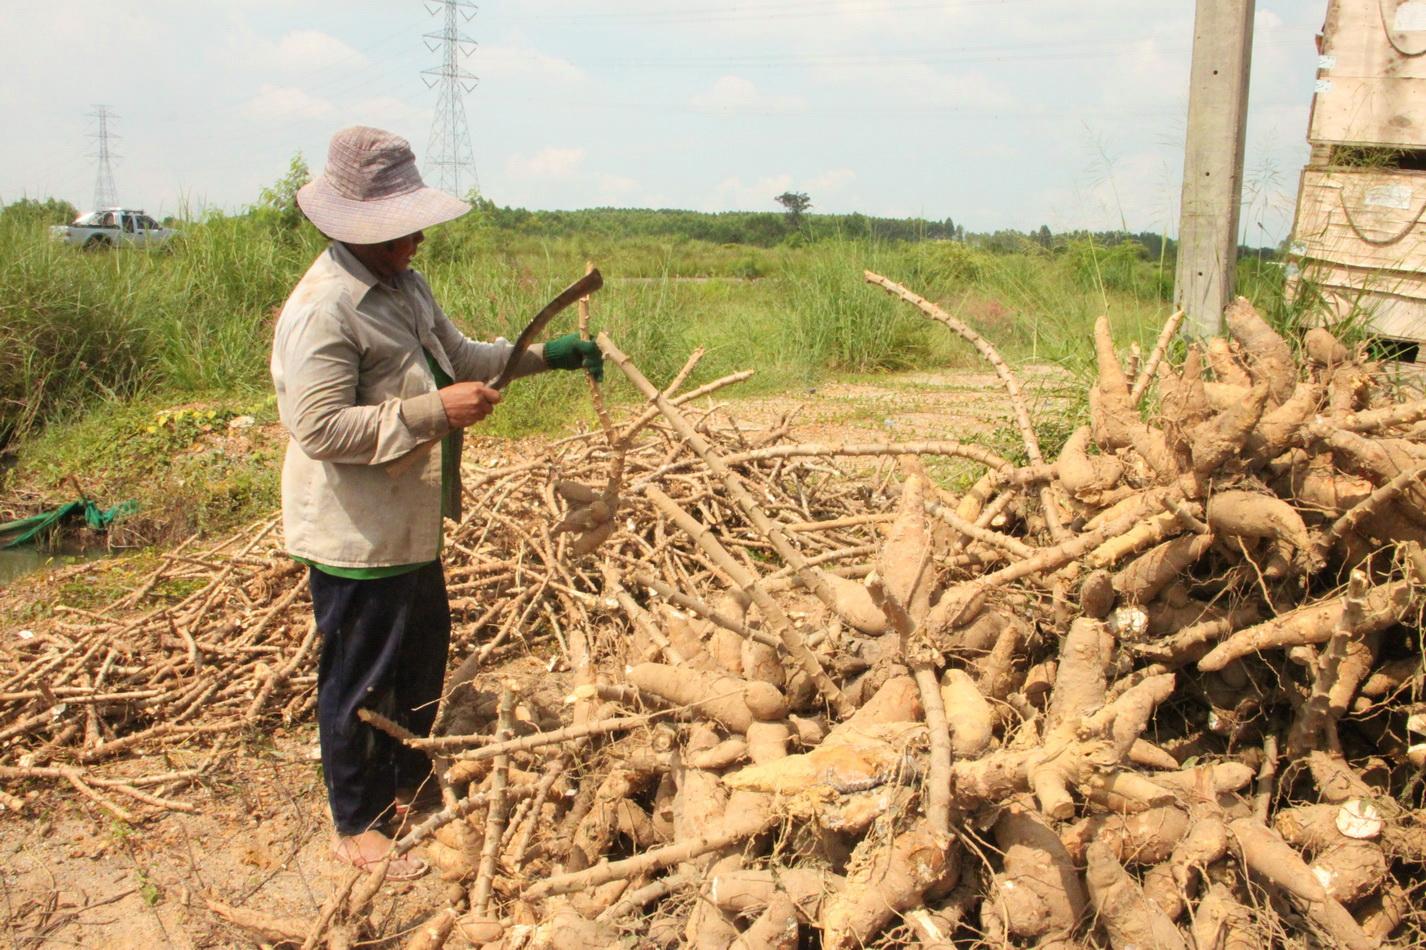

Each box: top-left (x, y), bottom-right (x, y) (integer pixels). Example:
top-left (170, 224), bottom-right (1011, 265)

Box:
top-left (0, 365), bottom-right (1069, 948)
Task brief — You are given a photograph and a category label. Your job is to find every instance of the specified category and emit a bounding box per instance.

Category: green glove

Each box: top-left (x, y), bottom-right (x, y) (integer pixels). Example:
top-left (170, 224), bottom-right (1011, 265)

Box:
top-left (543, 333), bottom-right (604, 382)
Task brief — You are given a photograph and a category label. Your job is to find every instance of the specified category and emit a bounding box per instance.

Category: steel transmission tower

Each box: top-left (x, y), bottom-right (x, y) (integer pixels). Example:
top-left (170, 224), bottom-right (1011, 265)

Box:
top-left (89, 105), bottom-right (120, 209)
top-left (422, 0), bottom-right (479, 197)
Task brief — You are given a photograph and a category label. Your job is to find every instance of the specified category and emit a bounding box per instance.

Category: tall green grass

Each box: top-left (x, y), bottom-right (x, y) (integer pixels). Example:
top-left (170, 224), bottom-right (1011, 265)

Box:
top-left (2, 212), bottom-right (1199, 455)
top-left (0, 213), bottom-right (321, 446)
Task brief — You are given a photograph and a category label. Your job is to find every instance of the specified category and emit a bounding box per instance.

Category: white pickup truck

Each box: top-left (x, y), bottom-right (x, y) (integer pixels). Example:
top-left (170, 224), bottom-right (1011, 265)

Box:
top-left (50, 208), bottom-right (180, 250)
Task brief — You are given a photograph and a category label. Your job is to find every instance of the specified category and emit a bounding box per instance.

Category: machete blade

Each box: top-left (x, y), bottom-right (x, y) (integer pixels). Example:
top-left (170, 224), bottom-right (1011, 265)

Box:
top-left (490, 268), bottom-right (604, 391)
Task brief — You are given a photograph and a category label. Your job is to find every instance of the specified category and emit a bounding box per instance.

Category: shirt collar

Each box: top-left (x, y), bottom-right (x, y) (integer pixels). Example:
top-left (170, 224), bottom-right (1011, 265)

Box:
top-left (327, 241), bottom-right (382, 303)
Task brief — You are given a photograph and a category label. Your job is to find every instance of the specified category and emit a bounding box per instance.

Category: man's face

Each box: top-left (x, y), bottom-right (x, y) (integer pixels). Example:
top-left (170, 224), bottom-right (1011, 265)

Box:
top-left (384, 231), bottom-right (424, 273)
top-left (350, 230), bottom-right (425, 280)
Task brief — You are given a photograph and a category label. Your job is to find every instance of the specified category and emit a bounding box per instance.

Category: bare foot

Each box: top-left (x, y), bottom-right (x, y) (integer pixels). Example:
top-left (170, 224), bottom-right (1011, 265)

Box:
top-left (332, 829), bottom-right (427, 880)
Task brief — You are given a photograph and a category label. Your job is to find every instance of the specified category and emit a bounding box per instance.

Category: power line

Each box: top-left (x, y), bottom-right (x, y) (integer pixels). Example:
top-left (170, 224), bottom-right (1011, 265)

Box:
top-left (570, 33), bottom-right (1299, 70)
top-left (422, 0), bottom-right (479, 197)
top-left (89, 105), bottom-right (119, 209)
top-left (524, 0), bottom-right (1034, 26)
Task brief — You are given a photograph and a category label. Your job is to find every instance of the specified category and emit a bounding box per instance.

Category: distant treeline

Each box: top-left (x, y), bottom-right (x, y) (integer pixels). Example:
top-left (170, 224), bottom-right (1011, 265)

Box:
top-left (464, 199), bottom-right (963, 246)
top-left (0, 191), bottom-right (1280, 265)
top-left (459, 200), bottom-right (1282, 260)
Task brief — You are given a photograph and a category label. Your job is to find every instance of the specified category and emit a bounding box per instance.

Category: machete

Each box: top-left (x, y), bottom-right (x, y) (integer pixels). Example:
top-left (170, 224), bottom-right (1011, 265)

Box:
top-left (387, 268), bottom-right (605, 478)
top-left (490, 267), bottom-right (603, 390)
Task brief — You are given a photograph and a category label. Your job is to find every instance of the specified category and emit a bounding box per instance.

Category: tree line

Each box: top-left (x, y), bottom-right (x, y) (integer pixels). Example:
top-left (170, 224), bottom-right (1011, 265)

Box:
top-left (3, 176), bottom-right (1285, 261)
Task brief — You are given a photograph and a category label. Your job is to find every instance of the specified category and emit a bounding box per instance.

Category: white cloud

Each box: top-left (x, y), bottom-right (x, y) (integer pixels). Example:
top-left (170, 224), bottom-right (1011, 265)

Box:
top-left (1111, 37), bottom-right (1186, 110)
top-left (808, 168), bottom-right (856, 193)
top-left (595, 174), bottom-right (640, 203)
top-left (241, 84), bottom-right (333, 121)
top-left (708, 174), bottom-right (794, 211)
top-left (478, 42), bottom-right (586, 84)
top-left (0, 0), bottom-right (1327, 242)
top-left (690, 76), bottom-right (805, 114)
top-left (274, 30), bottom-right (367, 71)
top-left (347, 95), bottom-right (426, 129)
top-left (506, 147), bottom-right (586, 180)
top-left (1255, 9), bottom-right (1285, 32)
top-left (812, 61), bottom-right (1016, 113)
top-left (229, 28), bottom-right (368, 74)
top-left (704, 169), bottom-right (856, 212)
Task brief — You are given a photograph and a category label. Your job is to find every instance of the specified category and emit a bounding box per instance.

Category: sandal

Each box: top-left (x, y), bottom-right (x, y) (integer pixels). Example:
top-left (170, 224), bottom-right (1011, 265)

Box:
top-left (333, 835), bottom-right (429, 881)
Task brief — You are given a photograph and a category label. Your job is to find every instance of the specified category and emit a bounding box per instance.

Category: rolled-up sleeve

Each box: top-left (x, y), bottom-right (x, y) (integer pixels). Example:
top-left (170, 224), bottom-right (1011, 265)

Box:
top-left (278, 301), bottom-right (450, 465)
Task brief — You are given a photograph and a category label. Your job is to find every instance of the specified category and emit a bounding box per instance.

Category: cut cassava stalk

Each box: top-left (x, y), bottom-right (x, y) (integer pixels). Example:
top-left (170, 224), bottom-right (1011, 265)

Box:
top-left (243, 620), bottom-right (317, 722)
top-left (470, 687), bottom-right (513, 917)
top-left (595, 871), bottom-right (693, 922)
top-left (603, 338), bottom-right (881, 699)
top-left (602, 565), bottom-right (687, 664)
top-left (614, 362), bottom-right (750, 448)
top-left (643, 484), bottom-right (846, 713)
top-left (629, 569), bottom-right (779, 649)
top-left (865, 269), bottom-right (1068, 541)
top-left (1130, 308), bottom-right (1186, 404)
top-left (521, 809), bottom-right (775, 900)
top-left (865, 573), bottom-right (951, 836)
top-left (930, 502), bottom-right (1169, 630)
top-left (438, 708), bottom-right (675, 766)
top-left (504, 756), bottom-right (566, 871)
top-left (1330, 460), bottom-right (1426, 542)
top-left (1302, 396), bottom-right (1426, 440)
top-left (643, 439), bottom-right (1016, 483)
top-left (924, 496), bottom-right (1034, 557)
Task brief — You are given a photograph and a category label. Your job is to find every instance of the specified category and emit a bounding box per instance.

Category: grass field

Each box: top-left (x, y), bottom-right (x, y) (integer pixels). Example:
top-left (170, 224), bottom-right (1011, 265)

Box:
top-left (0, 200), bottom-right (1298, 544)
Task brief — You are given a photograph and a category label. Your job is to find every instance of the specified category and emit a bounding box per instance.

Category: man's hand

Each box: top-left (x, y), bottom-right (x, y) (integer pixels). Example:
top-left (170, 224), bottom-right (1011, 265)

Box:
top-left (438, 381), bottom-right (502, 428)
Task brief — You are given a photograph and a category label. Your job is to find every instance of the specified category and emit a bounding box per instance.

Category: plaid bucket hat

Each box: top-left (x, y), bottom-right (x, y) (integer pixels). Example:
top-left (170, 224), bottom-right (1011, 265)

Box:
top-left (296, 126), bottom-right (469, 244)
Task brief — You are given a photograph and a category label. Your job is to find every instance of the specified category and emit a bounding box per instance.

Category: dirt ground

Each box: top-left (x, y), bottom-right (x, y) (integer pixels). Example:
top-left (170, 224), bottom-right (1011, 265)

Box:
top-left (0, 365), bottom-right (1070, 948)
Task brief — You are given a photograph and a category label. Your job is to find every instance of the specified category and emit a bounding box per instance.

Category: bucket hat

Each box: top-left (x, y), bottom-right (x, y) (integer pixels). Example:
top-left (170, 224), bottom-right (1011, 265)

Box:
top-left (296, 126), bottom-right (469, 244)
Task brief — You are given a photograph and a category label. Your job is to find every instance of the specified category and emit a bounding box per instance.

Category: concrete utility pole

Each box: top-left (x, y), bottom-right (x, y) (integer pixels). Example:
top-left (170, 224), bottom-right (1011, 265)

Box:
top-left (1173, 0), bottom-right (1256, 338)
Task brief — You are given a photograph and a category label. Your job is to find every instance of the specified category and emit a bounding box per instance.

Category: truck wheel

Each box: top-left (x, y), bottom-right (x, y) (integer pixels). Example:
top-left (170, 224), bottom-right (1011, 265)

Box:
top-left (83, 235), bottom-right (111, 251)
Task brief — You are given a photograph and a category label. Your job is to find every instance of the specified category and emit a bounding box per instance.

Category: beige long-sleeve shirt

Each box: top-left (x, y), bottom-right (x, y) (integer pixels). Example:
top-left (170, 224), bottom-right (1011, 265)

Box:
top-left (271, 242), bottom-right (541, 568)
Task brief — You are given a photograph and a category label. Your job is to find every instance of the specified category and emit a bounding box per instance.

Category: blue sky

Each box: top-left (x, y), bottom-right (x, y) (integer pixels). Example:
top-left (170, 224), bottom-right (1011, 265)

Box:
top-left (3, 1), bottom-right (1324, 243)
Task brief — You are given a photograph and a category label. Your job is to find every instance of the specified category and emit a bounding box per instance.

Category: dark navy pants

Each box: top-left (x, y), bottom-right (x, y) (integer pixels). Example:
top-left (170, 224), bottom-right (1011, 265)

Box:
top-left (308, 562), bottom-right (450, 836)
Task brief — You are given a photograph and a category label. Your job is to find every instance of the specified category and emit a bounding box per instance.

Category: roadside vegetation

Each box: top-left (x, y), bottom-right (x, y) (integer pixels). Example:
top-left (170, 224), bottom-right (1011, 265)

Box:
top-left (0, 177), bottom-right (1302, 547)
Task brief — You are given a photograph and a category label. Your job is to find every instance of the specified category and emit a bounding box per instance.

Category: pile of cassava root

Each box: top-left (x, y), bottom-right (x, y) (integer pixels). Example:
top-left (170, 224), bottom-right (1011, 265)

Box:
top-left (6, 271), bottom-right (1426, 949)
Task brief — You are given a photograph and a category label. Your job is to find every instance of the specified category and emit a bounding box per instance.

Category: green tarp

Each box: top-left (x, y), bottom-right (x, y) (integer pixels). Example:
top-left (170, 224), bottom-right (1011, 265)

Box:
top-left (0, 498), bottom-right (138, 549)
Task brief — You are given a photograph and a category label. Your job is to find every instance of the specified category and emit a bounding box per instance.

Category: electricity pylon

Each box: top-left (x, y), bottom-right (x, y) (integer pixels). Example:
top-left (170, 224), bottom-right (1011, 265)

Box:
top-left (422, 0), bottom-right (479, 197)
top-left (89, 105), bottom-right (119, 210)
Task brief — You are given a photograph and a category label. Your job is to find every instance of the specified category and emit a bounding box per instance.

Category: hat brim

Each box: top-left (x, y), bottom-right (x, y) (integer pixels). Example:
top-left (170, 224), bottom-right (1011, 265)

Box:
top-left (297, 176), bottom-right (470, 244)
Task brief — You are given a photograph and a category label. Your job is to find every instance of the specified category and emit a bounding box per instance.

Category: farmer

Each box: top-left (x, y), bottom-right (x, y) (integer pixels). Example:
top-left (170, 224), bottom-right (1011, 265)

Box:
top-left (270, 126), bottom-right (602, 878)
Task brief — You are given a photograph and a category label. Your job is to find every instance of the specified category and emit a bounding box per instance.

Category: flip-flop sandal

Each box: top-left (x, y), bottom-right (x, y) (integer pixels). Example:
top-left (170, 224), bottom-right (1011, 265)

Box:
top-left (336, 849), bottom-right (429, 882)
